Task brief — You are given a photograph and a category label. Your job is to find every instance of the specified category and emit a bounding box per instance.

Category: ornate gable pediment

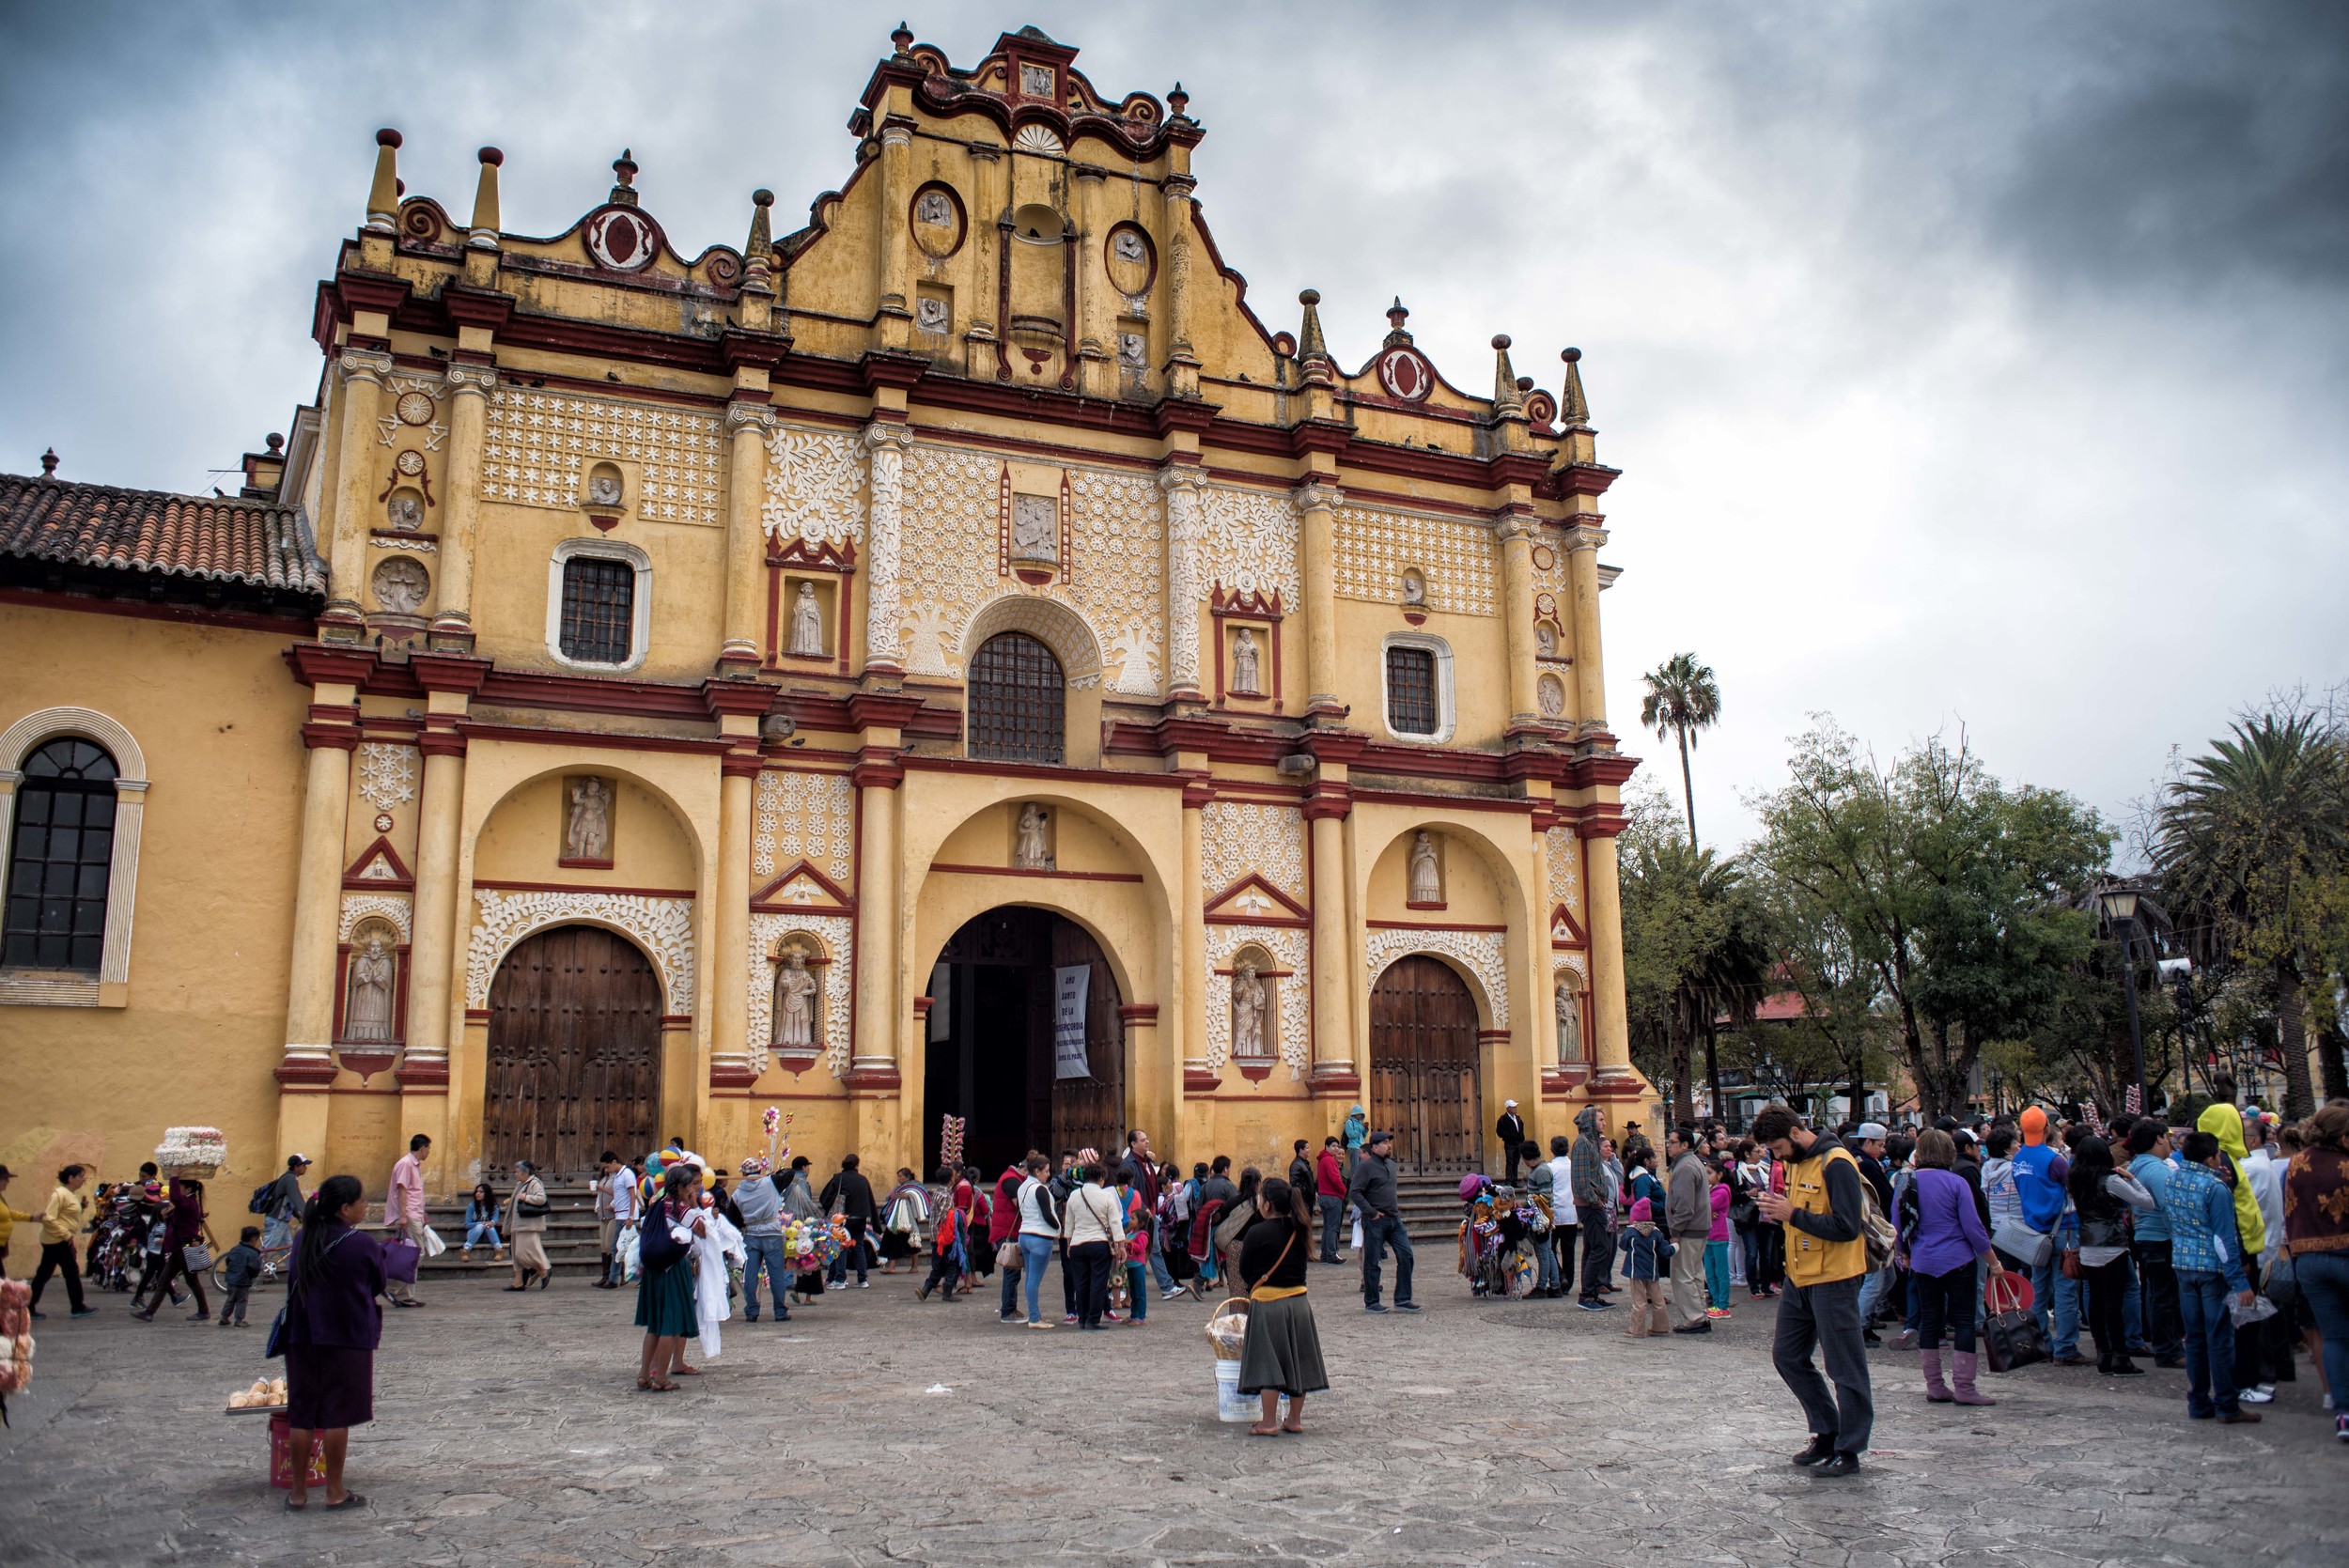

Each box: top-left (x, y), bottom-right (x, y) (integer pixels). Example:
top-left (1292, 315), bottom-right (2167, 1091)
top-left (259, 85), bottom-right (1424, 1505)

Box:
top-left (342, 835), bottom-right (414, 891)
top-left (1204, 872), bottom-right (1308, 925)
top-left (751, 858), bottom-right (855, 914)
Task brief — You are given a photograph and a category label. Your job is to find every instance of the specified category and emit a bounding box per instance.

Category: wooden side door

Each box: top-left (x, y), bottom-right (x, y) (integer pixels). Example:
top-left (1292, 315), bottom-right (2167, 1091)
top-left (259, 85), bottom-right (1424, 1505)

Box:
top-left (1050, 917), bottom-right (1126, 1159)
top-left (1367, 955), bottom-right (1484, 1174)
top-left (484, 925), bottom-right (661, 1179)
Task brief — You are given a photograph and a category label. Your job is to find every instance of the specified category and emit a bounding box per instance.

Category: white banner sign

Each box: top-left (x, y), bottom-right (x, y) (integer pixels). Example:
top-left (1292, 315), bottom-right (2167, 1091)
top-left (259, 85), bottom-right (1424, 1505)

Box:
top-left (1053, 964), bottom-right (1092, 1079)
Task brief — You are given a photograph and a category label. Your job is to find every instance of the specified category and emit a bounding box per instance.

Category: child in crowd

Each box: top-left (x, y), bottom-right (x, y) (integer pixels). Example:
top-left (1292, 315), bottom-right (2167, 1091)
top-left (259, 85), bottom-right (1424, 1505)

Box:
top-left (1704, 1158), bottom-right (1734, 1319)
top-left (1620, 1197), bottom-right (1672, 1337)
top-left (218, 1226), bottom-right (263, 1327)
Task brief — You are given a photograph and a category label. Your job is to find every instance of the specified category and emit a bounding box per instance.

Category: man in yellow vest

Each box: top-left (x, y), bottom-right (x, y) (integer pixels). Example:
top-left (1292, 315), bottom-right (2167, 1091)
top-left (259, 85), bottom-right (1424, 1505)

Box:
top-left (1752, 1106), bottom-right (1873, 1478)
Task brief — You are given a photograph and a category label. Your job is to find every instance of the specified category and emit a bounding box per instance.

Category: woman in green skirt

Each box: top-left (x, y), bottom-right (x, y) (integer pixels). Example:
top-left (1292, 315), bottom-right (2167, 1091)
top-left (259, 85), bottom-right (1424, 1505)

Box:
top-left (1237, 1176), bottom-right (1328, 1435)
top-left (635, 1165), bottom-right (703, 1391)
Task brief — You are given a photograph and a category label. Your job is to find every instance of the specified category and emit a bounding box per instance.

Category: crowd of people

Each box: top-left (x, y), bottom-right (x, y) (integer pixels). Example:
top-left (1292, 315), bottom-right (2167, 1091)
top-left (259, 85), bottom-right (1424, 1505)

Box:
top-left (8, 1081), bottom-right (2343, 1507)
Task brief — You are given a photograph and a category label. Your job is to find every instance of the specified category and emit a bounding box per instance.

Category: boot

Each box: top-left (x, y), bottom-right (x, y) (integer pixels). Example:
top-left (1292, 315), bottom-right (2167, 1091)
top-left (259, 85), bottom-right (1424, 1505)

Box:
top-left (1921, 1346), bottom-right (1953, 1404)
top-left (1951, 1351), bottom-right (1996, 1405)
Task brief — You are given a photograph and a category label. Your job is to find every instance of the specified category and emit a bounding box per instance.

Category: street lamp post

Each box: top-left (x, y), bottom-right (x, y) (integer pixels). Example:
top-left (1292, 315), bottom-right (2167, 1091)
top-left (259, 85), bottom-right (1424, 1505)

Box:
top-left (2099, 885), bottom-right (2148, 1111)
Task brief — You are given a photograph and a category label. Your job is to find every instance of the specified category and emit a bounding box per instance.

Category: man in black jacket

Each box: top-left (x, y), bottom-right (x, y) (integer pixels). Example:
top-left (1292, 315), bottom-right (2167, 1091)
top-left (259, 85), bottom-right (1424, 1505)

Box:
top-left (1119, 1130), bottom-right (1179, 1301)
top-left (1346, 1131), bottom-right (1419, 1313)
top-left (1496, 1102), bottom-right (1526, 1184)
top-left (817, 1154), bottom-right (878, 1287)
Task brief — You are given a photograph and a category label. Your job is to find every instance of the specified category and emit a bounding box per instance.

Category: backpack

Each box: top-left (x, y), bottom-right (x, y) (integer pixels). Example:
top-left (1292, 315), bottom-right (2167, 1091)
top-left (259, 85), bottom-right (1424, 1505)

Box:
top-left (1858, 1174), bottom-right (1896, 1271)
top-left (249, 1181), bottom-right (278, 1217)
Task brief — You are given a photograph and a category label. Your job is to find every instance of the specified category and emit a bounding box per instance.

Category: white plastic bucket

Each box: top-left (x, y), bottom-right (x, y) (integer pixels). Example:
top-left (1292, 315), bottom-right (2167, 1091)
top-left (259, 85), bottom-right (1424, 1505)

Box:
top-left (1214, 1358), bottom-right (1289, 1423)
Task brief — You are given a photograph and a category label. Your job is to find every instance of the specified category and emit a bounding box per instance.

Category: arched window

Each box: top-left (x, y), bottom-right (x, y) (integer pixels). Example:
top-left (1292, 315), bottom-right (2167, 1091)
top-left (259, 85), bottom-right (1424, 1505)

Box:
top-left (967, 630), bottom-right (1065, 764)
top-left (5, 738), bottom-right (118, 972)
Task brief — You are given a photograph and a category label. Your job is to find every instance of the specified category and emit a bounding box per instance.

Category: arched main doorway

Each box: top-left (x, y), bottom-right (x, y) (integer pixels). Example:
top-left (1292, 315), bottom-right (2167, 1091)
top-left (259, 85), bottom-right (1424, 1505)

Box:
top-left (483, 924), bottom-right (661, 1178)
top-left (1368, 955), bottom-right (1484, 1174)
top-left (926, 906), bottom-right (1124, 1176)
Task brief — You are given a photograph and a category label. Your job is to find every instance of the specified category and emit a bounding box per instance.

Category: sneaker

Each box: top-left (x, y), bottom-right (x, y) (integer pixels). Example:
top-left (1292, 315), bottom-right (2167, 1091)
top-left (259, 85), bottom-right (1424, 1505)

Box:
top-left (1671, 1321), bottom-right (1712, 1335)
top-left (71, 1307), bottom-right (100, 1318)
top-left (1063, 1313), bottom-right (1078, 1325)
top-left (1578, 1298), bottom-right (1613, 1312)
top-left (1705, 1308), bottom-right (1731, 1319)
top-left (1363, 1302), bottom-right (1391, 1313)
top-left (2334, 1413), bottom-right (2348, 1443)
top-left (1162, 1287), bottom-right (1186, 1300)
top-left (2239, 1386), bottom-right (2273, 1405)
top-left (2254, 1382), bottom-right (2276, 1397)
top-left (1394, 1301), bottom-right (1421, 1312)
top-left (1025, 1320), bottom-right (1055, 1329)
top-left (858, 1281), bottom-right (871, 1290)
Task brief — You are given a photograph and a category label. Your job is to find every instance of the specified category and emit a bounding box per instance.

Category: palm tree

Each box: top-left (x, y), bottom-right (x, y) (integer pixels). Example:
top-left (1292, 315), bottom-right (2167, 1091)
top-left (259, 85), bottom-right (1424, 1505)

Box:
top-left (2153, 709), bottom-right (2348, 1118)
top-left (1641, 652), bottom-right (1721, 849)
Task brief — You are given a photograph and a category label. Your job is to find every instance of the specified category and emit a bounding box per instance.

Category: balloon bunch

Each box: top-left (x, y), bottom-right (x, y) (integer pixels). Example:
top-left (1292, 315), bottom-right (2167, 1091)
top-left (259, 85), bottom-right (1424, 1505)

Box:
top-left (640, 1146), bottom-right (708, 1210)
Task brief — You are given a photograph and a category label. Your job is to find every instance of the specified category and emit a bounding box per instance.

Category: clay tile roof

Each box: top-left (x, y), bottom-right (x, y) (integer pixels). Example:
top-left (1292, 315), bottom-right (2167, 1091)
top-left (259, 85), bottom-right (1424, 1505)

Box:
top-left (0, 472), bottom-right (327, 601)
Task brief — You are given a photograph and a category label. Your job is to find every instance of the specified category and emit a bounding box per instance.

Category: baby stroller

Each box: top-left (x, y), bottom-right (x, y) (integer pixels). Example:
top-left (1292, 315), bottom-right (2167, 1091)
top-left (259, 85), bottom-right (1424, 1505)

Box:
top-left (1457, 1176), bottom-right (1542, 1300)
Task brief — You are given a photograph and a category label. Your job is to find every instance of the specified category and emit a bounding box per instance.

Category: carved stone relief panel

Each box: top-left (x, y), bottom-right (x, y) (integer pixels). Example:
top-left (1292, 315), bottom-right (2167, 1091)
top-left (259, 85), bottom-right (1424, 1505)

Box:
top-left (1334, 504), bottom-right (1496, 615)
top-left (484, 388), bottom-right (723, 524)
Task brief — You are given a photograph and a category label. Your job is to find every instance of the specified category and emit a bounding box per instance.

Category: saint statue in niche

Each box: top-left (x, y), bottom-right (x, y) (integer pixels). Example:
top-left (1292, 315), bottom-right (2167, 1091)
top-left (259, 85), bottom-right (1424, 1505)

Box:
top-left (1014, 803), bottom-right (1054, 871)
top-left (915, 190), bottom-right (953, 226)
top-left (1230, 628), bottom-right (1262, 694)
top-left (1117, 331), bottom-right (1147, 368)
top-left (385, 492), bottom-right (424, 531)
top-left (1232, 959), bottom-right (1268, 1058)
top-left (568, 776), bottom-right (612, 862)
top-left (1011, 493), bottom-right (1058, 562)
top-left (586, 473), bottom-right (623, 507)
top-left (1112, 229), bottom-right (1146, 264)
top-left (1408, 830), bottom-right (1441, 904)
top-left (371, 556), bottom-right (428, 615)
top-left (1400, 569), bottom-right (1426, 606)
top-left (915, 296), bottom-right (950, 333)
top-left (345, 933), bottom-right (396, 1042)
top-left (773, 948), bottom-right (818, 1049)
top-left (788, 582), bottom-right (825, 657)
top-left (1538, 673), bottom-right (1566, 720)
top-left (1535, 623), bottom-right (1557, 658)
top-left (1555, 977), bottom-right (1583, 1063)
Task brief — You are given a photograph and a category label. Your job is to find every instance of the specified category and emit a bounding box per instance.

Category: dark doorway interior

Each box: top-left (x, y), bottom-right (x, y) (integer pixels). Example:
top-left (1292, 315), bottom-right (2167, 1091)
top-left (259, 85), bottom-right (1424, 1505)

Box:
top-left (925, 906), bottom-right (1124, 1179)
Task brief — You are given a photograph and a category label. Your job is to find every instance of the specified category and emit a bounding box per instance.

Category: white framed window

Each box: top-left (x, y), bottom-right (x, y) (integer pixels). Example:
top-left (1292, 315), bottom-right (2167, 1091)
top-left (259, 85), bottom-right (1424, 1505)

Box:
top-left (0, 706), bottom-right (148, 1007)
top-left (546, 537), bottom-right (652, 672)
top-left (1378, 632), bottom-right (1455, 744)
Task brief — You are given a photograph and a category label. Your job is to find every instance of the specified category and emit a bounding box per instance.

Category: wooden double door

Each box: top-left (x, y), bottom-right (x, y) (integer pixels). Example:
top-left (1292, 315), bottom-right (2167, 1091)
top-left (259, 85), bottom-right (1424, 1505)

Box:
top-left (1368, 955), bottom-right (1484, 1174)
top-left (484, 925), bottom-right (661, 1179)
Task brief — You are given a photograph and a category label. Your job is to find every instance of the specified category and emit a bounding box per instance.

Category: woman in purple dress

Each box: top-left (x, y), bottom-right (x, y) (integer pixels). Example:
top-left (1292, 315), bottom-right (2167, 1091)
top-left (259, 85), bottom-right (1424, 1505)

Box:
top-left (282, 1173), bottom-right (387, 1511)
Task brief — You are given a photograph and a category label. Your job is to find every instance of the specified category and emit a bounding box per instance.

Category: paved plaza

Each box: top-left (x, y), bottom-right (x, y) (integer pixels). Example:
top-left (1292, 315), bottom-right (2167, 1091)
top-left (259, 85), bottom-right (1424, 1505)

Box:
top-left (2, 1263), bottom-right (2341, 1567)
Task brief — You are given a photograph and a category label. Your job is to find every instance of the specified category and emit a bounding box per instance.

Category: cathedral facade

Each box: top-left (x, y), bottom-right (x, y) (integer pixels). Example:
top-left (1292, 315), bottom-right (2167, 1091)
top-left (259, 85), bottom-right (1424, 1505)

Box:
top-left (0, 26), bottom-right (1652, 1195)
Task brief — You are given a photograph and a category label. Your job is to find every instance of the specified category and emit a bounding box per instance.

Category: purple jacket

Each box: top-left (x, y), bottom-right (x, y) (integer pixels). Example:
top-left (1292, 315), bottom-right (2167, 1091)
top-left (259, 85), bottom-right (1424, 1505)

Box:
top-left (284, 1222), bottom-right (387, 1351)
top-left (1897, 1168), bottom-right (1992, 1278)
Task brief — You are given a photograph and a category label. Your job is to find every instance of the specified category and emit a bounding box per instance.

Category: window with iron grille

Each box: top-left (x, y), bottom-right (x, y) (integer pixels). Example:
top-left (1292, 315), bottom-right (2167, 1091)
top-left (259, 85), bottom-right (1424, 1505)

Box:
top-left (967, 631), bottom-right (1066, 764)
top-left (4, 738), bottom-right (117, 972)
top-left (559, 555), bottom-right (636, 664)
top-left (1385, 645), bottom-right (1439, 735)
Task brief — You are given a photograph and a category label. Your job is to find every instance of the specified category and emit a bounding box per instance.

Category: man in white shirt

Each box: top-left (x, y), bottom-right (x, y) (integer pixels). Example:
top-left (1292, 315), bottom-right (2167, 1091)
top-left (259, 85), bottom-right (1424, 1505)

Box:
top-left (597, 1150), bottom-right (640, 1289)
top-left (2240, 1120), bottom-right (2286, 1264)
top-left (1546, 1135), bottom-right (1579, 1298)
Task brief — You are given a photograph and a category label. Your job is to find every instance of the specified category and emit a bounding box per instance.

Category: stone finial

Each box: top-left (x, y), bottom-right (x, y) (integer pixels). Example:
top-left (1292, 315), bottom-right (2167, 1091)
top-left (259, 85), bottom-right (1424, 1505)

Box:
top-left (610, 148), bottom-right (640, 207)
top-left (39, 447), bottom-right (58, 478)
top-left (1491, 334), bottom-right (1524, 413)
top-left (468, 147), bottom-right (504, 250)
top-left (1383, 297), bottom-right (1413, 347)
top-left (1168, 82), bottom-right (1190, 119)
top-left (1559, 346), bottom-right (1591, 427)
top-left (743, 188), bottom-right (776, 293)
top-left (366, 128), bottom-right (402, 233)
top-left (891, 20), bottom-right (913, 56)
top-left (266, 432), bottom-right (285, 455)
top-left (1297, 288), bottom-right (1330, 364)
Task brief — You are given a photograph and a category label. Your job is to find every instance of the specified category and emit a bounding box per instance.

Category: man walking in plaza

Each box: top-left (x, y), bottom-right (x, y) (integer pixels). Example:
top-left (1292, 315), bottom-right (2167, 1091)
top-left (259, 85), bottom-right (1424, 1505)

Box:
top-left (263, 1155), bottom-right (309, 1252)
top-left (1119, 1130), bottom-right (1180, 1300)
top-left (1315, 1137), bottom-right (1347, 1264)
top-left (1570, 1105), bottom-right (1614, 1310)
top-left (384, 1134), bottom-right (430, 1309)
top-left (1545, 1135), bottom-right (1579, 1296)
top-left (732, 1156), bottom-right (791, 1322)
top-left (598, 1150), bottom-right (641, 1288)
top-left (1496, 1100), bottom-right (1526, 1184)
top-left (1666, 1127), bottom-right (1713, 1333)
top-left (1347, 1130), bottom-right (1418, 1313)
top-left (1753, 1107), bottom-right (1872, 1478)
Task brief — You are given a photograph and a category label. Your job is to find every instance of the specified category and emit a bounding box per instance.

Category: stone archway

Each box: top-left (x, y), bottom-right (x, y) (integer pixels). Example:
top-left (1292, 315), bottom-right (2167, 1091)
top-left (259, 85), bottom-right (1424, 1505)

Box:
top-left (482, 924), bottom-right (661, 1178)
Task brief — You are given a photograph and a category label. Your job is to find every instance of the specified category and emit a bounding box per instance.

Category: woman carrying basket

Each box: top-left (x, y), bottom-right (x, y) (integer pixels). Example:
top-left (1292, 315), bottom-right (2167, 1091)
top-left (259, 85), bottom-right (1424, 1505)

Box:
top-left (1236, 1176), bottom-right (1328, 1436)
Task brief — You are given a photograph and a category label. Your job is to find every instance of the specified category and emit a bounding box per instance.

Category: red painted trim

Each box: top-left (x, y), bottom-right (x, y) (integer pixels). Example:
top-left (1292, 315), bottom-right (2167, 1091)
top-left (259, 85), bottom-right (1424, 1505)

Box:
top-left (1204, 912), bottom-right (1311, 929)
top-left (471, 878), bottom-right (696, 898)
top-left (1117, 1002), bottom-right (1160, 1025)
top-left (749, 858), bottom-right (856, 910)
top-left (927, 862), bottom-right (1145, 884)
top-left (1184, 1066), bottom-right (1222, 1094)
top-left (1403, 900), bottom-right (1448, 912)
top-left (460, 722), bottom-right (730, 757)
top-left (0, 586), bottom-right (319, 636)
top-left (1365, 919), bottom-right (1510, 933)
top-left (341, 834), bottom-right (415, 891)
top-left (1202, 871), bottom-right (1309, 922)
top-left (1349, 785), bottom-right (1536, 815)
top-left (900, 754), bottom-right (1189, 789)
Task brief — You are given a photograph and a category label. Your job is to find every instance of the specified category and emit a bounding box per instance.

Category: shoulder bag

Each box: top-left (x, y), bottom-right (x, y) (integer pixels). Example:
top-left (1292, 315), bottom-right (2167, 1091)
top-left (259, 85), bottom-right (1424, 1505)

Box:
top-left (181, 1240), bottom-right (214, 1275)
top-left (515, 1181), bottom-right (551, 1220)
top-left (1980, 1267), bottom-right (2046, 1372)
top-left (1243, 1224), bottom-right (1300, 1301)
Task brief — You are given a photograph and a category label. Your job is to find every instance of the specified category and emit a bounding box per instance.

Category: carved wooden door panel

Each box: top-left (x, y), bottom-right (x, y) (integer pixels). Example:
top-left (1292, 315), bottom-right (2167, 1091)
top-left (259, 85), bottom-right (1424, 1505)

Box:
top-left (1367, 955), bottom-right (1484, 1174)
top-left (484, 925), bottom-right (661, 1179)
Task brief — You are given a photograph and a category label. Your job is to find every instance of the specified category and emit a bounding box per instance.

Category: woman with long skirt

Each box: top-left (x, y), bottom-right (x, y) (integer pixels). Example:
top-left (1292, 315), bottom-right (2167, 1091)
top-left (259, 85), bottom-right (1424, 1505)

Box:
top-left (282, 1175), bottom-right (387, 1510)
top-left (1236, 1176), bottom-right (1329, 1436)
top-left (635, 1164), bottom-right (703, 1391)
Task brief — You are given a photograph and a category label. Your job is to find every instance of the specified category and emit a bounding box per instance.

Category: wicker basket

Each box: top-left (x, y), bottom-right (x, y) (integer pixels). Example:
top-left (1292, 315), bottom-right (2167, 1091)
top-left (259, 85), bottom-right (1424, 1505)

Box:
top-left (1205, 1295), bottom-right (1252, 1361)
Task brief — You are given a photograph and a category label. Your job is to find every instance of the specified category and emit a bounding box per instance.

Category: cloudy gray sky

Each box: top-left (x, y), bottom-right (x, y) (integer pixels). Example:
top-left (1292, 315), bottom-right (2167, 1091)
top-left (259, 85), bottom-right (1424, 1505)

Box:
top-left (4, 1), bottom-right (2342, 850)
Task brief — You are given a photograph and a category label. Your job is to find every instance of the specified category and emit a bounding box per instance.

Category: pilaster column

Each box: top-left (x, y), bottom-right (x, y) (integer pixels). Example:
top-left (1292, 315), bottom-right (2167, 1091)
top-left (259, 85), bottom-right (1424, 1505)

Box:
top-left (1073, 165), bottom-right (1114, 398)
top-left (1292, 481), bottom-right (1344, 718)
top-left (323, 348), bottom-right (393, 629)
top-left (710, 750), bottom-right (761, 1085)
top-left (1162, 174), bottom-right (1199, 397)
top-left (1563, 522), bottom-right (1610, 731)
top-left (721, 403), bottom-right (778, 672)
top-left (401, 729), bottom-right (466, 1079)
top-left (849, 762), bottom-right (902, 1082)
top-left (1497, 513), bottom-right (1542, 728)
top-left (861, 421), bottom-right (910, 676)
top-left (1179, 778), bottom-right (1212, 1088)
top-left (873, 118), bottom-right (915, 352)
top-left (281, 702), bottom-right (360, 1080)
top-left (428, 362), bottom-right (496, 646)
top-left (1581, 825), bottom-right (1634, 1086)
top-left (1303, 783), bottom-right (1358, 1085)
top-left (1159, 467), bottom-right (1204, 700)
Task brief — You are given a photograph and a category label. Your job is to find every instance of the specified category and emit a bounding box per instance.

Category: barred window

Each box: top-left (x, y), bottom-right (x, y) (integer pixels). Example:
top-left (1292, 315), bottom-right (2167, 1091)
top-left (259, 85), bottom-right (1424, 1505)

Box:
top-left (1385, 646), bottom-right (1439, 736)
top-left (967, 631), bottom-right (1066, 764)
top-left (559, 556), bottom-right (636, 664)
top-left (5, 738), bottom-right (117, 972)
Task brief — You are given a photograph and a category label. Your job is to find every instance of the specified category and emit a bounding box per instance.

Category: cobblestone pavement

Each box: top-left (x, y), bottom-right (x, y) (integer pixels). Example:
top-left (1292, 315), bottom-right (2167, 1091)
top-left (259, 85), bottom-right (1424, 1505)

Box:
top-left (2, 1260), bottom-right (2341, 1567)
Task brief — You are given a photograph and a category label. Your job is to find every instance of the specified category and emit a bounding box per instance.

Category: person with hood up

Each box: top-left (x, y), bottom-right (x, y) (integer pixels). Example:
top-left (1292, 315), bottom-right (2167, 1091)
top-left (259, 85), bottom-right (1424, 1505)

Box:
top-left (1570, 1106), bottom-right (1614, 1311)
top-left (1619, 1197), bottom-right (1672, 1337)
top-left (1342, 1105), bottom-right (1368, 1175)
top-left (2196, 1102), bottom-right (2273, 1400)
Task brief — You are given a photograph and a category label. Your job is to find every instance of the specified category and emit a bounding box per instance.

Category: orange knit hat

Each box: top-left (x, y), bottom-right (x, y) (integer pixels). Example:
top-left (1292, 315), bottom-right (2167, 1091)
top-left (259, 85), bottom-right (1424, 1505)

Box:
top-left (2018, 1106), bottom-right (2047, 1145)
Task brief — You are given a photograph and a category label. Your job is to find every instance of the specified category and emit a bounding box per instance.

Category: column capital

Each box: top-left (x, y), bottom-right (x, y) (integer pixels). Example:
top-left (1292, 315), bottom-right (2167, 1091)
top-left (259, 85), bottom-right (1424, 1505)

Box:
top-left (1560, 520), bottom-right (1609, 552)
top-left (1289, 480), bottom-right (1343, 513)
top-left (1156, 463), bottom-right (1205, 497)
top-left (1164, 172), bottom-right (1197, 200)
top-left (725, 401), bottom-right (779, 435)
top-left (861, 418), bottom-right (913, 453)
top-left (440, 362), bottom-right (498, 396)
top-left (336, 346), bottom-right (396, 383)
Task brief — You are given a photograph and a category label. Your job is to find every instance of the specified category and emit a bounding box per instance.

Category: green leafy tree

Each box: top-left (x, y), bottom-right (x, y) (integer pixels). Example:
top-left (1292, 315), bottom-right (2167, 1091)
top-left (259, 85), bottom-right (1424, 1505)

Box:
top-left (2154, 708), bottom-right (2349, 1118)
top-left (1640, 652), bottom-right (1721, 851)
